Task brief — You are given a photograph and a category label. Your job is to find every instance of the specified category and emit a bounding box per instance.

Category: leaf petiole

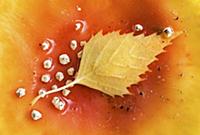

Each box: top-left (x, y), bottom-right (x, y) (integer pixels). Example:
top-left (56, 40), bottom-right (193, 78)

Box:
top-left (31, 79), bottom-right (80, 106)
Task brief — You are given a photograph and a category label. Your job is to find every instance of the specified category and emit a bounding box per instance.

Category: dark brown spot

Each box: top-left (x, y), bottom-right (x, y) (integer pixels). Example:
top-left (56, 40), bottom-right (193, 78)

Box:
top-left (126, 107), bottom-right (131, 112)
top-left (157, 66), bottom-right (161, 71)
top-left (178, 73), bottom-right (183, 77)
top-left (174, 16), bottom-right (179, 21)
top-left (139, 91), bottom-right (144, 96)
top-left (120, 106), bottom-right (124, 109)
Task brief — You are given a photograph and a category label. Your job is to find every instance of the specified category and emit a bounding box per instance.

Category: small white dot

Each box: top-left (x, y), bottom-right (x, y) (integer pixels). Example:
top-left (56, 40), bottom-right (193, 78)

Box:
top-left (163, 27), bottom-right (174, 38)
top-left (55, 72), bottom-right (64, 81)
top-left (31, 110), bottom-right (42, 121)
top-left (76, 5), bottom-right (82, 11)
top-left (157, 75), bottom-right (162, 79)
top-left (59, 54), bottom-right (70, 65)
top-left (132, 117), bottom-right (136, 121)
top-left (38, 89), bottom-right (46, 98)
top-left (62, 89), bottom-right (71, 96)
top-left (67, 67), bottom-right (75, 76)
top-left (161, 78), bottom-right (166, 82)
top-left (16, 87), bottom-right (26, 98)
top-left (51, 84), bottom-right (58, 90)
top-left (134, 24), bottom-right (143, 32)
top-left (41, 74), bottom-right (51, 83)
top-left (65, 79), bottom-right (72, 85)
top-left (43, 59), bottom-right (53, 69)
top-left (75, 22), bottom-right (82, 31)
top-left (77, 50), bottom-right (83, 59)
top-left (70, 40), bottom-right (78, 50)
top-left (80, 41), bottom-right (86, 47)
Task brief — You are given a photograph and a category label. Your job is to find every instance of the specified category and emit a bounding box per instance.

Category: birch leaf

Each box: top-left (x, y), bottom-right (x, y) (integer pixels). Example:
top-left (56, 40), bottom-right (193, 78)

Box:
top-left (76, 31), bottom-right (181, 96)
top-left (31, 30), bottom-right (181, 105)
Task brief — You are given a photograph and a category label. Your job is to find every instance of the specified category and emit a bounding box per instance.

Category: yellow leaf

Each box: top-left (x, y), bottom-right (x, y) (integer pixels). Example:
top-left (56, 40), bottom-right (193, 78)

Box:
top-left (31, 30), bottom-right (181, 105)
top-left (76, 31), bottom-right (181, 96)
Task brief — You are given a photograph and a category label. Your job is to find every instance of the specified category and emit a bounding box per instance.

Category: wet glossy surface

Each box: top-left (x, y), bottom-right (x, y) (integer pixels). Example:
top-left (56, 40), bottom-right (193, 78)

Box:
top-left (1, 0), bottom-right (199, 135)
top-left (27, 1), bottom-right (183, 134)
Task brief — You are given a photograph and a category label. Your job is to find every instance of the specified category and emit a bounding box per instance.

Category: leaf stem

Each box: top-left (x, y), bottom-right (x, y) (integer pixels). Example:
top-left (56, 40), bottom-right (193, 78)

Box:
top-left (31, 79), bottom-right (80, 106)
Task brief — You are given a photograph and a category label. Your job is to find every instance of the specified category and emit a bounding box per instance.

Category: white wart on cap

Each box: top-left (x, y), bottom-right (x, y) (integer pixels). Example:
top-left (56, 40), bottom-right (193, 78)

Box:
top-left (75, 22), bottom-right (82, 31)
top-left (62, 89), bottom-right (71, 96)
top-left (55, 72), bottom-right (64, 81)
top-left (43, 58), bottom-right (53, 69)
top-left (40, 38), bottom-right (55, 51)
top-left (51, 84), bottom-right (58, 90)
top-left (16, 87), bottom-right (26, 98)
top-left (31, 110), bottom-right (42, 121)
top-left (52, 97), bottom-right (66, 111)
top-left (41, 74), bottom-right (51, 83)
top-left (67, 67), bottom-right (75, 76)
top-left (163, 27), bottom-right (174, 38)
top-left (70, 40), bottom-right (78, 50)
top-left (134, 24), bottom-right (143, 32)
top-left (38, 89), bottom-right (46, 98)
top-left (59, 54), bottom-right (70, 65)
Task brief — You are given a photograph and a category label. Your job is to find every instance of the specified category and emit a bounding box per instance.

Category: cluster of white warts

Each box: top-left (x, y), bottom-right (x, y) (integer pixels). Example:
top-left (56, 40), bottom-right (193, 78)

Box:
top-left (15, 6), bottom-right (86, 121)
top-left (40, 39), bottom-right (81, 84)
top-left (16, 24), bottom-right (174, 121)
top-left (16, 37), bottom-right (86, 120)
